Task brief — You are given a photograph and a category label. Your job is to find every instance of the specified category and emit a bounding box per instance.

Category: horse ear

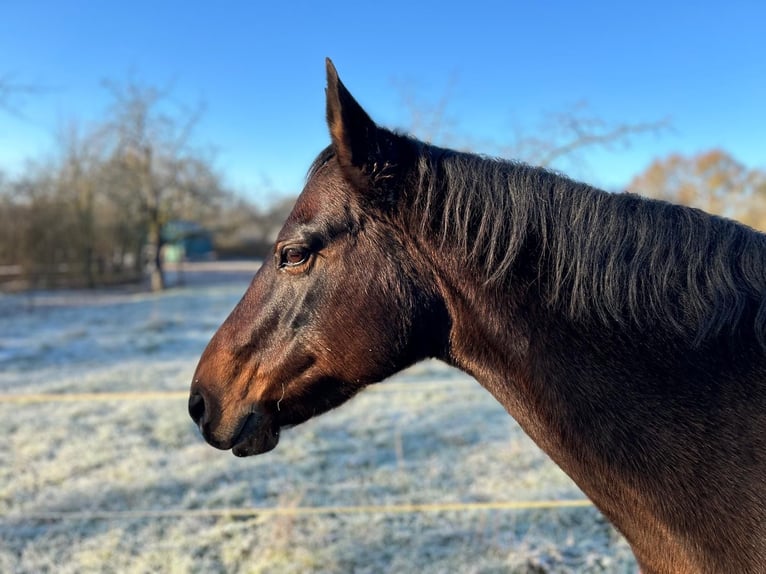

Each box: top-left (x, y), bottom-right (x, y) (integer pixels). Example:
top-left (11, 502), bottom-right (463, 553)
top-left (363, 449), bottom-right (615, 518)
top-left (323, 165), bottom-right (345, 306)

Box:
top-left (325, 58), bottom-right (385, 188)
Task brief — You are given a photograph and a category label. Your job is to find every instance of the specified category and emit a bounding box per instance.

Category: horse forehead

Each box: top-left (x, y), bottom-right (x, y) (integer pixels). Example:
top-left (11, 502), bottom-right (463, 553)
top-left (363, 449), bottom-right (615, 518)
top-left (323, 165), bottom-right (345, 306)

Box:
top-left (289, 188), bottom-right (324, 225)
top-left (286, 169), bottom-right (349, 228)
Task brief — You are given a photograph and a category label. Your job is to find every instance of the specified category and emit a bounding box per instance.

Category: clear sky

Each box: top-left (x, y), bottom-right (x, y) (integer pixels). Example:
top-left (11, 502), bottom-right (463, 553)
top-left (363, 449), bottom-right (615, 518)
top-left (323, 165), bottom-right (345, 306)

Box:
top-left (1, 0), bottom-right (764, 204)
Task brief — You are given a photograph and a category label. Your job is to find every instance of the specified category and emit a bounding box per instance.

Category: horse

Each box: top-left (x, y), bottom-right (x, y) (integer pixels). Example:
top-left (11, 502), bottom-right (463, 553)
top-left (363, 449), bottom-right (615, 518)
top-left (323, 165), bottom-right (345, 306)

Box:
top-left (189, 59), bottom-right (766, 573)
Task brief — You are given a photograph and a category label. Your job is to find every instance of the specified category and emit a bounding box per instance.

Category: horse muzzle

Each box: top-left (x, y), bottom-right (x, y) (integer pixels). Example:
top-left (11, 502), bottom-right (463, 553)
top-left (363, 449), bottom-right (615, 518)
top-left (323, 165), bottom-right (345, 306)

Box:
top-left (188, 390), bottom-right (280, 456)
top-left (230, 408), bottom-right (281, 457)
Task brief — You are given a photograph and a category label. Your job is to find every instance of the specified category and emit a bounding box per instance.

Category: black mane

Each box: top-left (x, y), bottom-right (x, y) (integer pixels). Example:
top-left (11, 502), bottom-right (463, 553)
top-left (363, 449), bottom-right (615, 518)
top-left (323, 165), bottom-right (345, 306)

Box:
top-left (410, 144), bottom-right (766, 347)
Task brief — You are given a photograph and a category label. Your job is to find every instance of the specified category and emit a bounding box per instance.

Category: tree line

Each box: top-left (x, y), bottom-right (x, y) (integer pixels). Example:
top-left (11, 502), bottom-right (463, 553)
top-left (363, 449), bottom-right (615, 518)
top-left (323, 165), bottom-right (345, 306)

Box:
top-left (0, 79), bottom-right (292, 292)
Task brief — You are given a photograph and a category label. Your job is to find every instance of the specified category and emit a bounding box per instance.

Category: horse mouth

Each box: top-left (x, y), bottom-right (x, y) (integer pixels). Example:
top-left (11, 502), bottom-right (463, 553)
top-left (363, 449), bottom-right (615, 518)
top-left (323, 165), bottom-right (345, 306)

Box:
top-left (231, 413), bottom-right (281, 457)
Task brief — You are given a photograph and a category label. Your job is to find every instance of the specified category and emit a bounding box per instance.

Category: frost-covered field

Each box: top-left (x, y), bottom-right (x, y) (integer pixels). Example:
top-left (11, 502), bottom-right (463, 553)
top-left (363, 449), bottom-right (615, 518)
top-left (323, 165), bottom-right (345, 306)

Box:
top-left (0, 262), bottom-right (637, 573)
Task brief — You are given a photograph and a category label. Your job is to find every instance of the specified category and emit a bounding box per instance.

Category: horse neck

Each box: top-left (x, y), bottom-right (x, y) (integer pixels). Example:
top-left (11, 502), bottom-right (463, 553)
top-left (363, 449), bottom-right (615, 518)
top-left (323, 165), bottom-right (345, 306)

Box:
top-left (422, 238), bottom-right (552, 435)
top-left (416, 222), bottom-right (663, 546)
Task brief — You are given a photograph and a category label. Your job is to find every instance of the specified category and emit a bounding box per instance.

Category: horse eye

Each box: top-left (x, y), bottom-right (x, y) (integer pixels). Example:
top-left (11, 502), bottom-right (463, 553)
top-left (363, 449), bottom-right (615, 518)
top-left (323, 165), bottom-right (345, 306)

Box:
top-left (281, 247), bottom-right (309, 268)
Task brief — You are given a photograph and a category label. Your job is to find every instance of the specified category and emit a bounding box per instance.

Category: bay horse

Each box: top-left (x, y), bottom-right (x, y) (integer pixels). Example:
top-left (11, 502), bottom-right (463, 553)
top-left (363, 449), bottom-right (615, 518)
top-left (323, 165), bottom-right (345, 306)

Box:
top-left (189, 59), bottom-right (766, 573)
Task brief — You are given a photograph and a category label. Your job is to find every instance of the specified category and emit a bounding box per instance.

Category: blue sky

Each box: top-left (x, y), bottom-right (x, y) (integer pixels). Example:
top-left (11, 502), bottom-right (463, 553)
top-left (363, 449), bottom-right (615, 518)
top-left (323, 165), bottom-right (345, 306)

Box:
top-left (1, 0), bottom-right (764, 204)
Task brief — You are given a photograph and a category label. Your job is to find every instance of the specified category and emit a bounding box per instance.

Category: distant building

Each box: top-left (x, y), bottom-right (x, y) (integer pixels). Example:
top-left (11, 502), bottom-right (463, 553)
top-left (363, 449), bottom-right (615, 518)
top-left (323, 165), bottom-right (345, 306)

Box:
top-left (161, 220), bottom-right (215, 262)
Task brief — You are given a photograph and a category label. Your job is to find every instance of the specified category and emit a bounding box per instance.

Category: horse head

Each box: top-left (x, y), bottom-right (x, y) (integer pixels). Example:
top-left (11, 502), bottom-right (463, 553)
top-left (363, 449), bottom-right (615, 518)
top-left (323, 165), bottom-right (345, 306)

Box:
top-left (189, 60), bottom-right (448, 456)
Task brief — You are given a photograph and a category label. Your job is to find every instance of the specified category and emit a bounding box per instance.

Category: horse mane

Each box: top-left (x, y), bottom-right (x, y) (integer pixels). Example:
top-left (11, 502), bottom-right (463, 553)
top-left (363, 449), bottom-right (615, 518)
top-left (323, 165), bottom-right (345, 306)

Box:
top-left (410, 145), bottom-right (766, 348)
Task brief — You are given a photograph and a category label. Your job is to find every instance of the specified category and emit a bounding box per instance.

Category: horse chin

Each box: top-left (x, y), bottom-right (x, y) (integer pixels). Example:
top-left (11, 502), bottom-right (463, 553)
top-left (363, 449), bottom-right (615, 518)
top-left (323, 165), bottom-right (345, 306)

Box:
top-left (231, 413), bottom-right (281, 457)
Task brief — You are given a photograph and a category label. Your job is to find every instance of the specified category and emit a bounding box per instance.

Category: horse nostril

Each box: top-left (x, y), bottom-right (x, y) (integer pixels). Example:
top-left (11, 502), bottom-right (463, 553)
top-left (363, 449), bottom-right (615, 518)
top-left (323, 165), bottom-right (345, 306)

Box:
top-left (188, 391), bottom-right (206, 425)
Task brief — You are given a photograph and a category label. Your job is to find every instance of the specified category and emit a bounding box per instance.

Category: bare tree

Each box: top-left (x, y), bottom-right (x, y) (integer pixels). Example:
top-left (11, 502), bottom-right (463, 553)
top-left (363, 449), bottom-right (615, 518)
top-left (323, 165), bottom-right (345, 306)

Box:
top-left (394, 82), bottom-right (668, 177)
top-left (0, 73), bottom-right (44, 117)
top-left (391, 73), bottom-right (461, 145)
top-left (502, 102), bottom-right (668, 170)
top-left (53, 120), bottom-right (110, 286)
top-left (5, 160), bottom-right (73, 288)
top-left (0, 75), bottom-right (236, 292)
top-left (0, 170), bottom-right (19, 270)
top-left (101, 80), bottom-right (224, 291)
